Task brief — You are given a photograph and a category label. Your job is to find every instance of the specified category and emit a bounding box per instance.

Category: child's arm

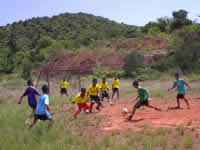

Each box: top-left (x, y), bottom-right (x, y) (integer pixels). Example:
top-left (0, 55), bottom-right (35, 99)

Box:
top-left (168, 81), bottom-right (177, 91)
top-left (46, 104), bottom-right (53, 115)
top-left (18, 96), bottom-right (24, 104)
top-left (134, 96), bottom-right (139, 102)
top-left (186, 83), bottom-right (192, 90)
top-left (168, 87), bottom-right (175, 91)
top-left (33, 88), bottom-right (41, 96)
top-left (18, 89), bottom-right (27, 104)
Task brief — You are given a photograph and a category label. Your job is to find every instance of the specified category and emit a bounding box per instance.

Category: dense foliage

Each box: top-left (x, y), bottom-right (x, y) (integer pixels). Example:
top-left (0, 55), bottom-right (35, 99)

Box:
top-left (152, 24), bottom-right (200, 74)
top-left (0, 10), bottom-right (199, 78)
top-left (0, 13), bottom-right (137, 74)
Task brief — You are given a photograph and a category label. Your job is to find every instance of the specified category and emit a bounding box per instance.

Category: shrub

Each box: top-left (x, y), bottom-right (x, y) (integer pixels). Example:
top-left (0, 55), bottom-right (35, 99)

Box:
top-left (123, 52), bottom-right (145, 77)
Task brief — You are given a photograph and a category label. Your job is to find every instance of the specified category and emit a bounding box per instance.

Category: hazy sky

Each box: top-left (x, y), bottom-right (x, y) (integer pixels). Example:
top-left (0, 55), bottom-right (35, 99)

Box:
top-left (1, 0), bottom-right (200, 26)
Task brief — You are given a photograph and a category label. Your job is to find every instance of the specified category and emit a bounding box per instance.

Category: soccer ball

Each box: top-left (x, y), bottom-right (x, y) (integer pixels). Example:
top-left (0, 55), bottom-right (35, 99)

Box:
top-left (122, 108), bottom-right (128, 114)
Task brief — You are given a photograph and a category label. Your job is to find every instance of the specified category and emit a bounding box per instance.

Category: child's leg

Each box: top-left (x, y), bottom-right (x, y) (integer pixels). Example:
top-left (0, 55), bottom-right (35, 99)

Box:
top-left (146, 102), bottom-right (161, 111)
top-left (48, 119), bottom-right (54, 128)
top-left (107, 96), bottom-right (112, 105)
top-left (29, 107), bottom-right (36, 118)
top-left (129, 106), bottom-right (137, 120)
top-left (74, 104), bottom-right (83, 117)
top-left (66, 89), bottom-right (68, 96)
top-left (60, 89), bottom-right (63, 96)
top-left (117, 89), bottom-right (119, 99)
top-left (89, 103), bottom-right (94, 112)
top-left (183, 97), bottom-right (190, 109)
top-left (112, 89), bottom-right (116, 99)
top-left (83, 102), bottom-right (90, 111)
top-left (96, 96), bottom-right (102, 111)
top-left (96, 103), bottom-right (101, 110)
top-left (29, 118), bottom-right (38, 129)
top-left (176, 98), bottom-right (180, 108)
top-left (129, 100), bottom-right (142, 120)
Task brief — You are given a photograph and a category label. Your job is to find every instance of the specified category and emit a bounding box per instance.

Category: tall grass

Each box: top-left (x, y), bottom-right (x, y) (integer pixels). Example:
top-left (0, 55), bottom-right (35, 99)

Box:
top-left (0, 74), bottom-right (200, 149)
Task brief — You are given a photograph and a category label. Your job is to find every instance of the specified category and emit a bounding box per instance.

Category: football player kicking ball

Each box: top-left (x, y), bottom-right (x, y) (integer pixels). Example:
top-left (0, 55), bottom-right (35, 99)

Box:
top-left (129, 81), bottom-right (161, 121)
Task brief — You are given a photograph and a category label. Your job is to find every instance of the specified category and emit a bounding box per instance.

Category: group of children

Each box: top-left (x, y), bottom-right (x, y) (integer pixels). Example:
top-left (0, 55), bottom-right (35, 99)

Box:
top-left (18, 80), bottom-right (54, 128)
top-left (18, 73), bottom-right (192, 128)
top-left (72, 77), bottom-right (120, 118)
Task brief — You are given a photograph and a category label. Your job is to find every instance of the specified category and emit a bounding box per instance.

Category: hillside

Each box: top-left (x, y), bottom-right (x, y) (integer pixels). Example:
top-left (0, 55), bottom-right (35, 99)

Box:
top-left (0, 12), bottom-right (137, 73)
top-left (0, 10), bottom-right (200, 78)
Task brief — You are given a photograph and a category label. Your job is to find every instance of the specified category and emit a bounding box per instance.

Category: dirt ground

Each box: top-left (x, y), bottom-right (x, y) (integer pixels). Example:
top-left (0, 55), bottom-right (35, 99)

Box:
top-left (99, 95), bottom-right (200, 132)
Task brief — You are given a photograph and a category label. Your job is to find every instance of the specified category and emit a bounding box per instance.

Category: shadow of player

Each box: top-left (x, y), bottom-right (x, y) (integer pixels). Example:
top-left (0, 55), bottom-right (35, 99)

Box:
top-left (124, 118), bottom-right (144, 123)
top-left (167, 106), bottom-right (183, 111)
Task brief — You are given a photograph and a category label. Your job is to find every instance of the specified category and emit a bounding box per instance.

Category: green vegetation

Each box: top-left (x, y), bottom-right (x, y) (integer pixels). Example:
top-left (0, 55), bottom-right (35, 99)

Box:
top-left (0, 9), bottom-right (200, 80)
top-left (0, 104), bottom-right (198, 150)
top-left (1, 75), bottom-right (200, 149)
top-left (0, 12), bottom-right (138, 75)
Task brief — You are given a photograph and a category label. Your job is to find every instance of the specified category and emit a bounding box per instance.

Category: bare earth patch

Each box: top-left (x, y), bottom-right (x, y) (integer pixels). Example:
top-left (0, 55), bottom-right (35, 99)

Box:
top-left (99, 95), bottom-right (200, 132)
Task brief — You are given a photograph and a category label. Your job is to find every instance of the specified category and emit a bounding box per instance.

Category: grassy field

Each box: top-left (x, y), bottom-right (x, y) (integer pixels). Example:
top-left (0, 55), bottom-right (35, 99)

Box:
top-left (0, 74), bottom-right (200, 150)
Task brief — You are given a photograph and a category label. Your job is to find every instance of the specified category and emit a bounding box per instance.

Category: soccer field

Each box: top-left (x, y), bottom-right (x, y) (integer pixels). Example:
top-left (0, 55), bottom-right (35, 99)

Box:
top-left (0, 78), bottom-right (200, 150)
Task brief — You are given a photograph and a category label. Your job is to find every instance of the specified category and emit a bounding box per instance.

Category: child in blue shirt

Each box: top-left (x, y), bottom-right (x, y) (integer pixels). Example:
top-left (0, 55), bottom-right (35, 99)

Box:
top-left (168, 73), bottom-right (192, 109)
top-left (18, 79), bottom-right (40, 118)
top-left (30, 85), bottom-right (54, 128)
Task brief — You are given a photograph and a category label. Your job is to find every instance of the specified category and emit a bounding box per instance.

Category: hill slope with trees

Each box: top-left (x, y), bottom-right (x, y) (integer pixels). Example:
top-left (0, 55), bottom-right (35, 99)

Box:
top-left (0, 10), bottom-right (200, 79)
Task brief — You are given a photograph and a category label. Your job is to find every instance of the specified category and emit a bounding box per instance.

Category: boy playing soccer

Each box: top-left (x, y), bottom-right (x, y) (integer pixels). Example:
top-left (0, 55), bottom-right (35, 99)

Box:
top-left (60, 78), bottom-right (69, 96)
top-left (168, 73), bottom-right (192, 109)
top-left (112, 76), bottom-right (120, 100)
top-left (87, 78), bottom-right (102, 112)
top-left (100, 78), bottom-right (112, 105)
top-left (30, 85), bottom-right (54, 128)
top-left (129, 81), bottom-right (161, 121)
top-left (72, 88), bottom-right (90, 119)
top-left (18, 79), bottom-right (40, 118)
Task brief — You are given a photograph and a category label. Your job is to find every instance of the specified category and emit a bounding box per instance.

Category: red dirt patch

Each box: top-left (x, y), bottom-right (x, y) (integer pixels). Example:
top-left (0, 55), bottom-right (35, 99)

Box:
top-left (99, 95), bottom-right (200, 132)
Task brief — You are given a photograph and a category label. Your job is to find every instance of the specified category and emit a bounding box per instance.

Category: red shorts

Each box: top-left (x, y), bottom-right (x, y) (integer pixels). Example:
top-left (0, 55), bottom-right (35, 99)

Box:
top-left (77, 102), bottom-right (90, 111)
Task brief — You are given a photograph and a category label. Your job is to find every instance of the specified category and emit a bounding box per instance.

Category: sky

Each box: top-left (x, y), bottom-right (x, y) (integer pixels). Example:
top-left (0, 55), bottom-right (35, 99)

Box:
top-left (0, 0), bottom-right (200, 26)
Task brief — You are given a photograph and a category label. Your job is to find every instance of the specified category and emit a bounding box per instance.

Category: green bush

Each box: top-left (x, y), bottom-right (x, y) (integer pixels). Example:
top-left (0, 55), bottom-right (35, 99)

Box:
top-left (123, 52), bottom-right (145, 77)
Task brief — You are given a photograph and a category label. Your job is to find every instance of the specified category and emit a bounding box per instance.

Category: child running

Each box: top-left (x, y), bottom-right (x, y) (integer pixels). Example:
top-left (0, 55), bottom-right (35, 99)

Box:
top-left (128, 81), bottom-right (161, 121)
top-left (30, 85), bottom-right (54, 128)
top-left (72, 88), bottom-right (90, 119)
top-left (87, 78), bottom-right (102, 112)
top-left (112, 76), bottom-right (119, 100)
top-left (60, 78), bottom-right (69, 96)
top-left (18, 79), bottom-right (40, 118)
top-left (100, 78), bottom-right (112, 105)
top-left (168, 73), bottom-right (192, 109)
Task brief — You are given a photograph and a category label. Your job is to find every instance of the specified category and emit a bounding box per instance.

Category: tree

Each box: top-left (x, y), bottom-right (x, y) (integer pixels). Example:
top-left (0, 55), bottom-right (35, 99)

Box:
top-left (123, 52), bottom-right (145, 77)
top-left (172, 10), bottom-right (188, 20)
top-left (170, 10), bottom-right (192, 31)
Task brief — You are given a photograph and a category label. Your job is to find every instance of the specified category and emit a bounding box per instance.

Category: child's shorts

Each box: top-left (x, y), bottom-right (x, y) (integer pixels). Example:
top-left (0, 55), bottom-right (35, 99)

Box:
top-left (177, 94), bottom-right (187, 99)
top-left (35, 112), bottom-right (52, 120)
top-left (102, 91), bottom-right (109, 98)
top-left (90, 96), bottom-right (101, 104)
top-left (77, 102), bottom-right (90, 110)
top-left (60, 88), bottom-right (67, 94)
top-left (112, 88), bottom-right (119, 93)
top-left (135, 100), bottom-right (149, 108)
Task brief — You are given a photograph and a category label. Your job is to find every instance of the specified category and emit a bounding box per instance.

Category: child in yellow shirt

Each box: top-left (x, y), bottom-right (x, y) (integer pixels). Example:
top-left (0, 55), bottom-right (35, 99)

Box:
top-left (60, 78), bottom-right (69, 96)
top-left (87, 78), bottom-right (102, 112)
top-left (72, 88), bottom-right (90, 119)
top-left (112, 76), bottom-right (119, 99)
top-left (100, 78), bottom-right (112, 105)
